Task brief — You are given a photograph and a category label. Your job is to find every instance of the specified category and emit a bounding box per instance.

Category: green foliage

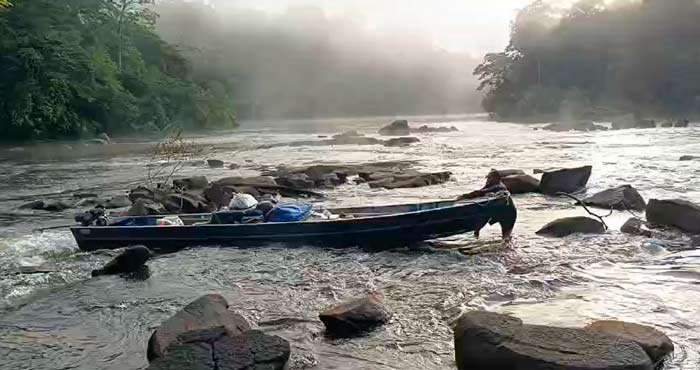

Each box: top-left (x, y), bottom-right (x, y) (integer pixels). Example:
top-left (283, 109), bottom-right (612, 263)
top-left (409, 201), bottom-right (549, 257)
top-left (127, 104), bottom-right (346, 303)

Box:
top-left (475, 0), bottom-right (700, 119)
top-left (0, 0), bottom-right (236, 141)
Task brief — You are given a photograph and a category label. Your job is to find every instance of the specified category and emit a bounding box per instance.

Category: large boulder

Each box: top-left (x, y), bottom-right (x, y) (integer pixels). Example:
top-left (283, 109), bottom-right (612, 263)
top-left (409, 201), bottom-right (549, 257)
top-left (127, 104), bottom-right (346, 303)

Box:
top-left (319, 292), bottom-right (392, 338)
top-left (365, 171), bottom-right (452, 189)
top-left (585, 320), bottom-right (673, 365)
top-left (129, 186), bottom-right (157, 203)
top-left (147, 294), bottom-right (252, 361)
top-left (646, 199), bottom-right (700, 233)
top-left (536, 217), bottom-right (606, 237)
top-left (378, 120), bottom-right (411, 136)
top-left (383, 137), bottom-right (420, 147)
top-left (502, 175), bottom-right (540, 194)
top-left (203, 183), bottom-right (233, 209)
top-left (496, 169), bottom-right (526, 177)
top-left (173, 176), bottom-right (209, 191)
top-left (128, 199), bottom-right (168, 216)
top-left (454, 311), bottom-right (653, 370)
top-left (582, 185), bottom-right (646, 211)
top-left (105, 195), bottom-right (132, 209)
top-left (274, 173), bottom-right (316, 189)
top-left (162, 193), bottom-right (214, 214)
top-left (539, 165), bottom-right (592, 195)
top-left (91, 246), bottom-right (151, 277)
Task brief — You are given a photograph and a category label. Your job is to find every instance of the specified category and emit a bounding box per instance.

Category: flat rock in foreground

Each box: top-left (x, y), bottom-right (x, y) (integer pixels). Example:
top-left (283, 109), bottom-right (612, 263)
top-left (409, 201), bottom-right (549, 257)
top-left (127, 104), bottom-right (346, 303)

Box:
top-left (585, 320), bottom-right (674, 365)
top-left (148, 328), bottom-right (290, 370)
top-left (319, 292), bottom-right (391, 338)
top-left (147, 294), bottom-right (251, 361)
top-left (536, 216), bottom-right (605, 237)
top-left (582, 185), bottom-right (646, 211)
top-left (646, 199), bottom-right (700, 233)
top-left (454, 311), bottom-right (653, 370)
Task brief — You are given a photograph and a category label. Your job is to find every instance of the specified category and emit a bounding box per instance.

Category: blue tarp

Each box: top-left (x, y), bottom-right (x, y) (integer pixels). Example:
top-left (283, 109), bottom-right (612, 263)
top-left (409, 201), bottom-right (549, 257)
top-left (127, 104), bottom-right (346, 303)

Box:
top-left (267, 204), bottom-right (313, 223)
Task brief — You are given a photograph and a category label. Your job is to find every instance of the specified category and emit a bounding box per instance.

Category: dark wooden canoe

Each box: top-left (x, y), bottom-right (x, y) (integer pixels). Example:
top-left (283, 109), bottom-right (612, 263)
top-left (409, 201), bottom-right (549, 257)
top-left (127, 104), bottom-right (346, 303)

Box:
top-left (70, 193), bottom-right (516, 252)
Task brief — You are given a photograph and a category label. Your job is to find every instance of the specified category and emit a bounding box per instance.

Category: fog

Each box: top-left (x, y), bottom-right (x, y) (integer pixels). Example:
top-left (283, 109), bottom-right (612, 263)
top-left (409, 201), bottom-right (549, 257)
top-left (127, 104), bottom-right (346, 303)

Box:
top-left (154, 1), bottom-right (513, 119)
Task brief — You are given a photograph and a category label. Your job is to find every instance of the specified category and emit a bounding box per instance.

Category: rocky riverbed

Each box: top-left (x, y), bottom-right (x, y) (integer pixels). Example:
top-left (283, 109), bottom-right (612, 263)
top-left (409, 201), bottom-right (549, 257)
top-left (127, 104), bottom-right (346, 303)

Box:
top-left (0, 114), bottom-right (699, 370)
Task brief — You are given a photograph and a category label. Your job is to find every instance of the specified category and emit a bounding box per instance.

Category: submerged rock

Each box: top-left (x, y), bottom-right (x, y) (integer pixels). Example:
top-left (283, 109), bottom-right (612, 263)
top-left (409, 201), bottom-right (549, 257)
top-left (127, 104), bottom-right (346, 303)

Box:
top-left (539, 165), bottom-right (592, 195)
top-left (414, 125), bottom-right (459, 133)
top-left (206, 159), bottom-right (224, 168)
top-left (383, 137), bottom-right (420, 147)
top-left (680, 155), bottom-right (699, 161)
top-left (543, 121), bottom-right (607, 132)
top-left (536, 216), bottom-right (605, 237)
top-left (378, 120), bottom-right (411, 136)
top-left (18, 200), bottom-right (45, 210)
top-left (502, 174), bottom-right (540, 194)
top-left (43, 201), bottom-right (71, 212)
top-left (582, 185), bottom-right (646, 211)
top-left (91, 245), bottom-right (152, 277)
top-left (646, 199), bottom-right (700, 233)
top-left (319, 292), bottom-right (391, 338)
top-left (147, 294), bottom-right (252, 361)
top-left (454, 311), bottom-right (653, 370)
top-left (585, 320), bottom-right (674, 365)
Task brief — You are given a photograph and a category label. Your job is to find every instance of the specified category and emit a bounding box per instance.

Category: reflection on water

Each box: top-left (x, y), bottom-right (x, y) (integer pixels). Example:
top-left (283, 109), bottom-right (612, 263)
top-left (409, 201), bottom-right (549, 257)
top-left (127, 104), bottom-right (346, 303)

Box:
top-left (0, 115), bottom-right (699, 369)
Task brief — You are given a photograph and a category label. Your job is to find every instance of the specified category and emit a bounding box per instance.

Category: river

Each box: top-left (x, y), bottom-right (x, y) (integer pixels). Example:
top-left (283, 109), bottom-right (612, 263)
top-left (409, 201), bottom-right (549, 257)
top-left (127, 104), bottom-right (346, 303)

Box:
top-left (0, 115), bottom-right (698, 370)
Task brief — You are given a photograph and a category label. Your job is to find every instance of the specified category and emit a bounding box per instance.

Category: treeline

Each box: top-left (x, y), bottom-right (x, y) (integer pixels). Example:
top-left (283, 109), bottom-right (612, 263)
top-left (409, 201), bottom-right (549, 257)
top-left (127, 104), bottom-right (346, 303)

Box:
top-left (0, 0), bottom-right (236, 141)
top-left (475, 0), bottom-right (700, 121)
top-left (154, 2), bottom-right (481, 119)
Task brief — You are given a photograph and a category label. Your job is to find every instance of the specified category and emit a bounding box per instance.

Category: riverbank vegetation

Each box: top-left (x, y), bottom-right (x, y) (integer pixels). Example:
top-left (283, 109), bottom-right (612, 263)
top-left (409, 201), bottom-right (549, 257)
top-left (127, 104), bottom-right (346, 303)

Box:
top-left (0, 0), bottom-right (237, 141)
top-left (475, 0), bottom-right (700, 121)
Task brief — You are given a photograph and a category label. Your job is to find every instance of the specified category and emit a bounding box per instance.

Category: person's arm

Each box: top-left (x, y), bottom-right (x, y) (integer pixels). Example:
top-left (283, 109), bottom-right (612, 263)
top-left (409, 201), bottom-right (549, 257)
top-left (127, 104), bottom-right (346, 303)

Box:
top-left (457, 190), bottom-right (484, 200)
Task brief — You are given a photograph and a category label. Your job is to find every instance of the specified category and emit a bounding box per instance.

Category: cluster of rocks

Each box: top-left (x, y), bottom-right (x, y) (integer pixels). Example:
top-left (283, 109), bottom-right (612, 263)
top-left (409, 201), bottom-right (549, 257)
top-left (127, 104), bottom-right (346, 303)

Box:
top-left (541, 121), bottom-right (608, 132)
top-left (454, 311), bottom-right (673, 370)
top-left (494, 166), bottom-right (593, 196)
top-left (19, 194), bottom-right (132, 212)
top-left (260, 130), bottom-right (421, 149)
top-left (268, 161), bottom-right (452, 190)
top-left (541, 115), bottom-right (692, 133)
top-left (378, 119), bottom-right (458, 136)
top-left (142, 291), bottom-right (392, 369)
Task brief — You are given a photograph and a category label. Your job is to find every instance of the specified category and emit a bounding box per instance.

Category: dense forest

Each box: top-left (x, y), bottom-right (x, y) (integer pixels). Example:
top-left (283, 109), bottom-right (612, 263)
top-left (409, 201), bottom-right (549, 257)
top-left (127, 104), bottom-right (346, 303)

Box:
top-left (154, 1), bottom-right (480, 120)
top-left (475, 0), bottom-right (700, 121)
top-left (0, 0), bottom-right (236, 141)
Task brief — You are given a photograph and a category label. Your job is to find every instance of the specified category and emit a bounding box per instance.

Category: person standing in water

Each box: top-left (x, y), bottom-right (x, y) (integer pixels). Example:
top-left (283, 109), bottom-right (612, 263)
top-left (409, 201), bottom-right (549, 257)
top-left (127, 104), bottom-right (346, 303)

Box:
top-left (457, 169), bottom-right (516, 239)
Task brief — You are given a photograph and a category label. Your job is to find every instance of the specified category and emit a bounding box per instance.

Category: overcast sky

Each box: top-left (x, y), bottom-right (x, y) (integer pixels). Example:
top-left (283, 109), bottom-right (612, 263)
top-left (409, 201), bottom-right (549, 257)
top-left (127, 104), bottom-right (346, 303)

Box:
top-left (214, 0), bottom-right (535, 56)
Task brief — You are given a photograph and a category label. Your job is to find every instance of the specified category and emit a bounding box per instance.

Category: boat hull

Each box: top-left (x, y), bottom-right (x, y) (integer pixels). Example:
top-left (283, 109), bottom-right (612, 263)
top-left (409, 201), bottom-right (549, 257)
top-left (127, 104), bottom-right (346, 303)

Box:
top-left (71, 196), bottom-right (515, 252)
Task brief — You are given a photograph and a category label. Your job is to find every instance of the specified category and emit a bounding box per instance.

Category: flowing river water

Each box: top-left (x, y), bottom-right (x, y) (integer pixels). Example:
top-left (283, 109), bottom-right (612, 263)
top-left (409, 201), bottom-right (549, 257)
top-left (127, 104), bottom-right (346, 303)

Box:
top-left (0, 115), bottom-right (699, 370)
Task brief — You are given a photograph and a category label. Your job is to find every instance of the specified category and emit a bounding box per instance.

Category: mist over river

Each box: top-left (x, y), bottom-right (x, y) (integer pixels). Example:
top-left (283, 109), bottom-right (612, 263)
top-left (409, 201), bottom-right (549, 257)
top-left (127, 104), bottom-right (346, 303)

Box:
top-left (0, 115), bottom-right (699, 370)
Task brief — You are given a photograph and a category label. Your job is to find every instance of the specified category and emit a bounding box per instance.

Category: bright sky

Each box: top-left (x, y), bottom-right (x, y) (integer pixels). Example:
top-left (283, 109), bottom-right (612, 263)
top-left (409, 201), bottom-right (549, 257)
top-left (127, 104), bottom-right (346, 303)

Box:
top-left (222, 0), bottom-right (536, 56)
